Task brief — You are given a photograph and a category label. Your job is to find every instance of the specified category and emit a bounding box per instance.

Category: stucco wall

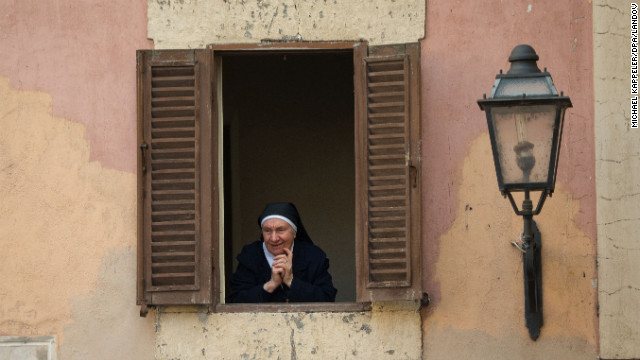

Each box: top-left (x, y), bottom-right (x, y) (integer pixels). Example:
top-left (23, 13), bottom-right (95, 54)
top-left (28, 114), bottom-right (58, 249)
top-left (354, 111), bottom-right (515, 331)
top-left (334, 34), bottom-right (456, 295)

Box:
top-left (594, 1), bottom-right (640, 358)
top-left (0, 1), bottom-right (155, 359)
top-left (420, 0), bottom-right (597, 358)
top-left (156, 302), bottom-right (421, 359)
top-left (147, 0), bottom-right (425, 48)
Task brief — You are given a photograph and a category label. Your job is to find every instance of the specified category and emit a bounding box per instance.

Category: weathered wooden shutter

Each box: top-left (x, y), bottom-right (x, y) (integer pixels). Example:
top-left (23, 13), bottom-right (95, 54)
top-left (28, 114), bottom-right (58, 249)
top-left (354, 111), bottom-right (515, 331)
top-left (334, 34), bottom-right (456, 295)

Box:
top-left (355, 43), bottom-right (422, 302)
top-left (137, 49), bottom-right (216, 311)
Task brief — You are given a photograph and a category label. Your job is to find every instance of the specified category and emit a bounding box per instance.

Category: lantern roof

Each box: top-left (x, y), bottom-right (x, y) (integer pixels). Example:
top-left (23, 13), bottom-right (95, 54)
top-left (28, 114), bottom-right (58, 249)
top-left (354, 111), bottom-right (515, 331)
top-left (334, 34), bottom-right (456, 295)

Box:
top-left (489, 45), bottom-right (559, 99)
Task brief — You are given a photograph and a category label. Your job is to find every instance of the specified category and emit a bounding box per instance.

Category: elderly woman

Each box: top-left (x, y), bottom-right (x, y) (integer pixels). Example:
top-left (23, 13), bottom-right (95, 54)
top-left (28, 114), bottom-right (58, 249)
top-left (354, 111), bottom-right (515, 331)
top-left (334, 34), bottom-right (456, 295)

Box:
top-left (228, 202), bottom-right (337, 303)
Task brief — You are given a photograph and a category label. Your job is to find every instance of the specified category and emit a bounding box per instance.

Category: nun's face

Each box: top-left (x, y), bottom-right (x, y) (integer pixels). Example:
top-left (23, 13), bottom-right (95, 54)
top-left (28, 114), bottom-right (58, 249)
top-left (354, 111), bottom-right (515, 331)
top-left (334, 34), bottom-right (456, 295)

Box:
top-left (262, 218), bottom-right (296, 256)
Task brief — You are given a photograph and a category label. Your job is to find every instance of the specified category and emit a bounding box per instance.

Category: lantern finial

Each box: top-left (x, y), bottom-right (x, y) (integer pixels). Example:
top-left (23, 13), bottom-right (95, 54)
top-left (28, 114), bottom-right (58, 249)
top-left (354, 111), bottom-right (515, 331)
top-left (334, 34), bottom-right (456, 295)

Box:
top-left (507, 45), bottom-right (541, 75)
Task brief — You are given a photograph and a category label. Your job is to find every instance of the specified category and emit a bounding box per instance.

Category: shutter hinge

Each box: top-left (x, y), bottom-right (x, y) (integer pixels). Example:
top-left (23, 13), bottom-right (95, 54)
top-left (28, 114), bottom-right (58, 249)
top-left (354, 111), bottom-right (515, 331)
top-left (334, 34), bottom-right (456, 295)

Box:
top-left (409, 165), bottom-right (418, 188)
top-left (140, 303), bottom-right (149, 317)
top-left (140, 143), bottom-right (148, 174)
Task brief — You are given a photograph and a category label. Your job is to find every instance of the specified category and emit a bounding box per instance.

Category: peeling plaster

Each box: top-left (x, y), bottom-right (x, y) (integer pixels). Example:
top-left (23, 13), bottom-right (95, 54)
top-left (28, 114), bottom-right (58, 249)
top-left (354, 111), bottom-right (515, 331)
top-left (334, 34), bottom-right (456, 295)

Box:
top-left (422, 133), bottom-right (597, 356)
top-left (155, 302), bottom-right (421, 359)
top-left (0, 77), bottom-right (141, 348)
top-left (147, 0), bottom-right (425, 48)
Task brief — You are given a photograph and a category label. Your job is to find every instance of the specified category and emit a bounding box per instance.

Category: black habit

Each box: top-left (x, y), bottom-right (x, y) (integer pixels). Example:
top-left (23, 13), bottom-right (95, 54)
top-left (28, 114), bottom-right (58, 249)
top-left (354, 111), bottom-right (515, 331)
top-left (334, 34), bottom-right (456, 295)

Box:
top-left (228, 240), bottom-right (337, 303)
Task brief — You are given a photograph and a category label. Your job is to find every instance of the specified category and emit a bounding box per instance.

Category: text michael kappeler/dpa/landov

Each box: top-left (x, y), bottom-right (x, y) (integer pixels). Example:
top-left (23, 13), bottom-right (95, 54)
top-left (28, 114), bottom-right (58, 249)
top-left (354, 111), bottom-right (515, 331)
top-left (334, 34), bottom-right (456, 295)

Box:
top-left (632, 3), bottom-right (638, 129)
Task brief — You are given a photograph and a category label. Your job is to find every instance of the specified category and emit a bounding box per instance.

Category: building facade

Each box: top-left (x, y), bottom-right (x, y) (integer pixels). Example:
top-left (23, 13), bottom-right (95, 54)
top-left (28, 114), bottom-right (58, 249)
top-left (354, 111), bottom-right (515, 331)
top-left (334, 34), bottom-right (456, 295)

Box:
top-left (0, 0), bottom-right (637, 359)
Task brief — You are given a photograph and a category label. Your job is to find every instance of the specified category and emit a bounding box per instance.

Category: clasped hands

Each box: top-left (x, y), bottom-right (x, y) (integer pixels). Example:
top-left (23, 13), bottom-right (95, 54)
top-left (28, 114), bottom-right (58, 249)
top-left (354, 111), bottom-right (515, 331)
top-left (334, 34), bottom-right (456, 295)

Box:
top-left (263, 248), bottom-right (293, 293)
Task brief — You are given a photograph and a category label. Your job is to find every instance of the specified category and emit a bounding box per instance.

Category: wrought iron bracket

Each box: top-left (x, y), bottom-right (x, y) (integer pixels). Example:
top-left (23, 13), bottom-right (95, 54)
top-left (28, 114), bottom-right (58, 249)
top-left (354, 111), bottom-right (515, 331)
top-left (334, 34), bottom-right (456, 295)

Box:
top-left (522, 219), bottom-right (543, 340)
top-left (507, 190), bottom-right (544, 340)
top-left (505, 190), bottom-right (548, 216)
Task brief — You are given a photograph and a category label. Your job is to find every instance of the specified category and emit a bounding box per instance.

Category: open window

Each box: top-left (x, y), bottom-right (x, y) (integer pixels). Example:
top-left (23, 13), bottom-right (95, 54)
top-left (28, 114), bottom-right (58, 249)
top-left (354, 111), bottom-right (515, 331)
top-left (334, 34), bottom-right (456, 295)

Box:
top-left (136, 42), bottom-right (422, 314)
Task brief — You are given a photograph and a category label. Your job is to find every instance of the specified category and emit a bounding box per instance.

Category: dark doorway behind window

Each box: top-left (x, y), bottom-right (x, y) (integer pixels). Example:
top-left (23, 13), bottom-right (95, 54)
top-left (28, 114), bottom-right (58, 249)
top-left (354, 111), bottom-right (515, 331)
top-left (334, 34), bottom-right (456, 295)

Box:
top-left (222, 52), bottom-right (355, 302)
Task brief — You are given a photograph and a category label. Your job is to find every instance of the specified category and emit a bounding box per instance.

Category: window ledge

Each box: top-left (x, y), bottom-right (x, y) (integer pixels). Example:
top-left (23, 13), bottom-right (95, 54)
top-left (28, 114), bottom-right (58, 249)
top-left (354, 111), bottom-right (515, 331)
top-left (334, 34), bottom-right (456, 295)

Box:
top-left (215, 302), bottom-right (371, 313)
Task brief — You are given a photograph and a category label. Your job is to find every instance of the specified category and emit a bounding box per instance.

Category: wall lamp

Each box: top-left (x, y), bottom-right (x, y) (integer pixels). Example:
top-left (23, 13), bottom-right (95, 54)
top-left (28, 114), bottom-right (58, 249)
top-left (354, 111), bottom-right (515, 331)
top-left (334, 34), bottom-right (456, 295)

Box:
top-left (477, 45), bottom-right (572, 340)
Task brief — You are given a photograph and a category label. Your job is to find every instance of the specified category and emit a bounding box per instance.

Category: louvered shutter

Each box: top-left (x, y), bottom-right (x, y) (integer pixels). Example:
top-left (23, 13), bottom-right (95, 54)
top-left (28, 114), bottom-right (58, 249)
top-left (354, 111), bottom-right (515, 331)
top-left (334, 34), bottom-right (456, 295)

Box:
top-left (137, 49), bottom-right (216, 310)
top-left (355, 43), bottom-right (422, 302)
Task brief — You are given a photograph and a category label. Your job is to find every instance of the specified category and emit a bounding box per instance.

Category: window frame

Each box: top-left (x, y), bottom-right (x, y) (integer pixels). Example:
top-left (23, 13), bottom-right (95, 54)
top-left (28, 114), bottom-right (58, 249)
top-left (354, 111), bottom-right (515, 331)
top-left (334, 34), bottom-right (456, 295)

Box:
top-left (137, 41), bottom-right (422, 315)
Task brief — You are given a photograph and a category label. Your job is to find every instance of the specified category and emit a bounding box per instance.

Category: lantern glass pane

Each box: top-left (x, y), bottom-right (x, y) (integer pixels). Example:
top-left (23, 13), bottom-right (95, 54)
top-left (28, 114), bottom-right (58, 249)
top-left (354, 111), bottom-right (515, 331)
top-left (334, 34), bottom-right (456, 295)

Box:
top-left (494, 77), bottom-right (554, 97)
top-left (491, 105), bottom-right (557, 187)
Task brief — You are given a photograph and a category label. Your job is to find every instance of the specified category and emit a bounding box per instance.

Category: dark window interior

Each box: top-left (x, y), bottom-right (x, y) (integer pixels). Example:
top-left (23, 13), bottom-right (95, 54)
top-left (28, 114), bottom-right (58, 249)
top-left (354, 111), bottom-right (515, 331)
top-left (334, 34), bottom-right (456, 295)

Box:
top-left (221, 52), bottom-right (356, 302)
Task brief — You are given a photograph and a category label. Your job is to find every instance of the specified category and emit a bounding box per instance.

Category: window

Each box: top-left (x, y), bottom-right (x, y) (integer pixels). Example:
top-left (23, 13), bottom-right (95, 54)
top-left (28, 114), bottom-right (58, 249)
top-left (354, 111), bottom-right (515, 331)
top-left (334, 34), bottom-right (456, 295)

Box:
top-left (136, 42), bottom-right (422, 314)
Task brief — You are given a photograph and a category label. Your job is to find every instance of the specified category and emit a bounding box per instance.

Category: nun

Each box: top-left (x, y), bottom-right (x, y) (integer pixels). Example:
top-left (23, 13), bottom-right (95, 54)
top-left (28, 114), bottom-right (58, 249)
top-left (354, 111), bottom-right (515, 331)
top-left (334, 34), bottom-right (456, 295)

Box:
top-left (228, 202), bottom-right (337, 303)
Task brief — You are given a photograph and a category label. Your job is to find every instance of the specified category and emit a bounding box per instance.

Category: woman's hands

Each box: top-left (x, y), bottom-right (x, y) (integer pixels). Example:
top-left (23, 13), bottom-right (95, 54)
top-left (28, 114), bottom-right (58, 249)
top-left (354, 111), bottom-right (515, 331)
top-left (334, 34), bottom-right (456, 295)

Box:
top-left (263, 248), bottom-right (294, 292)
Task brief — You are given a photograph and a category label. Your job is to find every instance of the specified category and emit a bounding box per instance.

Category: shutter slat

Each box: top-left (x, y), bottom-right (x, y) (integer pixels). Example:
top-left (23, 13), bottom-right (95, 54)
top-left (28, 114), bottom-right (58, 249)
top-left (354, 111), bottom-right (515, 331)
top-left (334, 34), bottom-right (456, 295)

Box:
top-left (368, 81), bottom-right (404, 88)
top-left (152, 96), bottom-right (195, 103)
top-left (369, 112), bottom-right (405, 119)
top-left (151, 272), bottom-right (196, 279)
top-left (152, 168), bottom-right (195, 175)
top-left (370, 227), bottom-right (406, 233)
top-left (368, 134), bottom-right (405, 141)
top-left (151, 199), bottom-right (195, 206)
top-left (152, 261), bottom-right (196, 268)
top-left (370, 153), bottom-right (405, 159)
top-left (152, 160), bottom-right (196, 168)
top-left (370, 258), bottom-right (407, 264)
top-left (370, 269), bottom-right (407, 275)
top-left (368, 102), bottom-right (404, 109)
top-left (369, 123), bottom-right (404, 130)
top-left (151, 116), bottom-right (194, 123)
top-left (151, 251), bottom-right (196, 258)
top-left (152, 86), bottom-right (195, 94)
top-left (368, 91), bottom-right (405, 99)
top-left (369, 185), bottom-right (405, 191)
top-left (152, 210), bottom-right (195, 216)
top-left (369, 237), bottom-right (406, 243)
top-left (370, 248), bottom-right (406, 255)
top-left (368, 69), bottom-right (404, 77)
top-left (369, 144), bottom-right (404, 150)
top-left (151, 241), bottom-right (196, 247)
top-left (151, 230), bottom-right (195, 236)
top-left (152, 219), bottom-right (195, 226)
top-left (151, 137), bottom-right (195, 144)
top-left (369, 164), bottom-right (405, 171)
top-left (369, 175), bottom-right (404, 181)
top-left (152, 126), bottom-right (195, 133)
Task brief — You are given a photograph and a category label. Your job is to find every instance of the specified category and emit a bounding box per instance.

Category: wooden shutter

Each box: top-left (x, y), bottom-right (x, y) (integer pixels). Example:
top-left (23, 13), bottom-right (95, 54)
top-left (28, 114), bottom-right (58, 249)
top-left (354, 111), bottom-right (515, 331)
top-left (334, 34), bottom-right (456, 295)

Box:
top-left (137, 49), bottom-right (216, 310)
top-left (355, 43), bottom-right (422, 302)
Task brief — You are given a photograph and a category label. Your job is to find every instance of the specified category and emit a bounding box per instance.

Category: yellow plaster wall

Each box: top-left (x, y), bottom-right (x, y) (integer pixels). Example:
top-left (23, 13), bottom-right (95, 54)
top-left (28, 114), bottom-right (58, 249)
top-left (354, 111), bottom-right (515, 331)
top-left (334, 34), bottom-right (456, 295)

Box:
top-left (422, 133), bottom-right (597, 359)
top-left (594, 1), bottom-right (640, 358)
top-left (155, 302), bottom-right (421, 359)
top-left (0, 77), bottom-right (155, 358)
top-left (147, 0), bottom-right (425, 49)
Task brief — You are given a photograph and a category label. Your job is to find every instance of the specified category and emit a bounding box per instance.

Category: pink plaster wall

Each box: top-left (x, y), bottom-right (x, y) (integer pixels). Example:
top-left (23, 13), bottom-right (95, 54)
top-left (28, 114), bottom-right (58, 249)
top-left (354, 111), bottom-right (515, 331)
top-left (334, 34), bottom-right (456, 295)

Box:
top-left (0, 0), bottom-right (153, 173)
top-left (420, 0), bottom-right (595, 305)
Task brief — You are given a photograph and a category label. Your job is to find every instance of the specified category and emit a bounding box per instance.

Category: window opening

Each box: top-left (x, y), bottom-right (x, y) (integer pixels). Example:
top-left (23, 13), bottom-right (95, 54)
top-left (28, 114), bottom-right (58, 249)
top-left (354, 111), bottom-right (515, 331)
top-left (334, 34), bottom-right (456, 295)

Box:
top-left (221, 52), bottom-right (356, 302)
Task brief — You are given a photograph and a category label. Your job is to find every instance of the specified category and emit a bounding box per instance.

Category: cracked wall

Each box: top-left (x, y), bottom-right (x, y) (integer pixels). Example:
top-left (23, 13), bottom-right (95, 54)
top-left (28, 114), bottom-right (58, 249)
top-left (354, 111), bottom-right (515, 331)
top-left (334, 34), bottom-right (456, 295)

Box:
top-left (155, 302), bottom-right (421, 359)
top-left (147, 0), bottom-right (425, 48)
top-left (594, 1), bottom-right (640, 358)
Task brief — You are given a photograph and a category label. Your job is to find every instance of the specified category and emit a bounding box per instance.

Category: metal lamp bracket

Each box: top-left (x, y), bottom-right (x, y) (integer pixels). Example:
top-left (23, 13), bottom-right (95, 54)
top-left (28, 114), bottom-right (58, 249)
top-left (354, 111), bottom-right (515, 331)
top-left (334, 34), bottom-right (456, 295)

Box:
top-left (505, 190), bottom-right (549, 216)
top-left (504, 189), bottom-right (545, 340)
